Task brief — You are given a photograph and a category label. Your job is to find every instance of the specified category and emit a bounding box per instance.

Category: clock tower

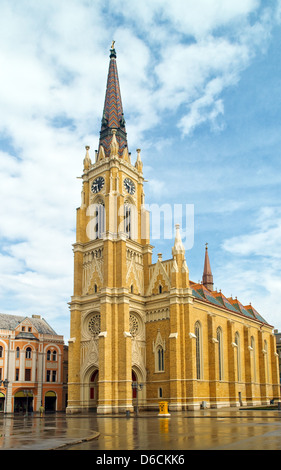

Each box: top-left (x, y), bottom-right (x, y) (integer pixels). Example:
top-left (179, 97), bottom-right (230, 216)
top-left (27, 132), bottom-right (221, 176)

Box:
top-left (67, 43), bottom-right (151, 414)
top-left (67, 43), bottom-right (280, 414)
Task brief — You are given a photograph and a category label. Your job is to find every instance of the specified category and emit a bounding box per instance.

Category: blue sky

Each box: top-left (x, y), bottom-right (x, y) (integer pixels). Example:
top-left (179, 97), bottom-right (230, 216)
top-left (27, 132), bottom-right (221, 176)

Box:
top-left (0, 0), bottom-right (281, 340)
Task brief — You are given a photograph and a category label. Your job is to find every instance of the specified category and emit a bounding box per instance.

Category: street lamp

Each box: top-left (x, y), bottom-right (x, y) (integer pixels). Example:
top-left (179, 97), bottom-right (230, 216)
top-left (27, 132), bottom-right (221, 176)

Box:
top-left (0, 379), bottom-right (9, 388)
top-left (131, 382), bottom-right (143, 415)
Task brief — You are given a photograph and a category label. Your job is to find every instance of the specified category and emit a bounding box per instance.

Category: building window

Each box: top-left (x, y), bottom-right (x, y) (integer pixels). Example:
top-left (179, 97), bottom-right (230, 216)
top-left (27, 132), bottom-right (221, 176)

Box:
top-left (52, 350), bottom-right (57, 361)
top-left (159, 285), bottom-right (162, 294)
top-left (235, 332), bottom-right (241, 382)
top-left (251, 336), bottom-right (256, 382)
top-left (153, 330), bottom-right (166, 373)
top-left (25, 369), bottom-right (31, 381)
top-left (157, 346), bottom-right (164, 372)
top-left (124, 202), bottom-right (137, 239)
top-left (52, 370), bottom-right (57, 382)
top-left (16, 347), bottom-right (20, 358)
top-left (217, 327), bottom-right (223, 381)
top-left (264, 340), bottom-right (269, 383)
top-left (159, 387), bottom-right (163, 398)
top-left (195, 321), bottom-right (202, 380)
top-left (46, 370), bottom-right (51, 382)
top-left (15, 369), bottom-right (19, 381)
top-left (26, 347), bottom-right (32, 359)
top-left (94, 200), bottom-right (105, 239)
top-left (0, 346), bottom-right (3, 358)
top-left (47, 350), bottom-right (51, 361)
top-left (124, 204), bottom-right (131, 238)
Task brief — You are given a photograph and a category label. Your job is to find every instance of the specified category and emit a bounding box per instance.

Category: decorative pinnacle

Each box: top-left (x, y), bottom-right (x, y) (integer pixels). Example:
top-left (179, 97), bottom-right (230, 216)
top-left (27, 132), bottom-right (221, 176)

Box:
top-left (83, 145), bottom-right (91, 170)
top-left (172, 224), bottom-right (185, 256)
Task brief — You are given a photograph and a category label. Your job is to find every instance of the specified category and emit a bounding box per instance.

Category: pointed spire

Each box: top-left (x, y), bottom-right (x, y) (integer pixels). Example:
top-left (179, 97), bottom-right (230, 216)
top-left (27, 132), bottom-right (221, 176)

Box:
top-left (98, 42), bottom-right (128, 158)
top-left (172, 224), bottom-right (185, 256)
top-left (202, 243), bottom-right (214, 291)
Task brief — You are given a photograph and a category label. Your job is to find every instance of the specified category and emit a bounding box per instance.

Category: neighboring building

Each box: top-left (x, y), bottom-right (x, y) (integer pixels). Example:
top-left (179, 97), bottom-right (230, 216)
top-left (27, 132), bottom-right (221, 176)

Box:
top-left (67, 44), bottom-right (280, 414)
top-left (0, 313), bottom-right (66, 413)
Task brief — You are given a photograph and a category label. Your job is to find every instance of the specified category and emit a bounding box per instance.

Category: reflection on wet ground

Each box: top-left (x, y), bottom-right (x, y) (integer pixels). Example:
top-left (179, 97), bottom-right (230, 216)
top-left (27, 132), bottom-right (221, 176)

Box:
top-left (1, 409), bottom-right (281, 450)
top-left (67, 412), bottom-right (281, 451)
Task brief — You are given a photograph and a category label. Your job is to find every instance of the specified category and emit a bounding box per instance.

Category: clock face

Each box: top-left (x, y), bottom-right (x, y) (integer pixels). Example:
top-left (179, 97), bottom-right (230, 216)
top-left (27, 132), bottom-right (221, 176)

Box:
top-left (124, 177), bottom-right (135, 195)
top-left (91, 176), bottom-right (105, 194)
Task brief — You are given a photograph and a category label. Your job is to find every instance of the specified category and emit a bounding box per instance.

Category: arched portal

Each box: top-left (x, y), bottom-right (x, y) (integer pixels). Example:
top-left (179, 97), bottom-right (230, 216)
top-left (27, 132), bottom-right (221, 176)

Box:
top-left (0, 392), bottom-right (5, 412)
top-left (89, 369), bottom-right (99, 410)
top-left (14, 390), bottom-right (33, 414)
top-left (45, 391), bottom-right (57, 413)
top-left (132, 371), bottom-right (137, 399)
top-left (132, 366), bottom-right (146, 411)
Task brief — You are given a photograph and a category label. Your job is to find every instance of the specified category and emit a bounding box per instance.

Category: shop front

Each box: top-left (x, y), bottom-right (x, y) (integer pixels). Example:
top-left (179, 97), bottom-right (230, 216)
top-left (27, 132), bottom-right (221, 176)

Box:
top-left (14, 390), bottom-right (34, 414)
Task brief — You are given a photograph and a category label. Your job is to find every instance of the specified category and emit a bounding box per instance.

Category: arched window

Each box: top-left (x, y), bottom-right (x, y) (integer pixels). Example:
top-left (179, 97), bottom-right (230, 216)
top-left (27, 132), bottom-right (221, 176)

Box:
top-left (264, 340), bottom-right (269, 383)
top-left (52, 350), bottom-right (57, 361)
top-left (47, 350), bottom-right (51, 361)
top-left (124, 203), bottom-right (132, 238)
top-left (251, 336), bottom-right (256, 382)
top-left (157, 346), bottom-right (164, 372)
top-left (94, 200), bottom-right (105, 239)
top-left (26, 347), bottom-right (32, 359)
top-left (195, 321), bottom-right (202, 379)
top-left (159, 285), bottom-right (162, 294)
top-left (124, 201), bottom-right (137, 240)
top-left (216, 327), bottom-right (223, 381)
top-left (235, 332), bottom-right (241, 382)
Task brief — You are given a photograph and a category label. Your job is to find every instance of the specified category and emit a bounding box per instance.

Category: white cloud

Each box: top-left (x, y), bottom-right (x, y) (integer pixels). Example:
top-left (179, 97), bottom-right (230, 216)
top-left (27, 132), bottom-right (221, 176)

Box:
top-left (217, 207), bottom-right (281, 329)
top-left (223, 207), bottom-right (281, 258)
top-left (0, 0), bottom-right (280, 339)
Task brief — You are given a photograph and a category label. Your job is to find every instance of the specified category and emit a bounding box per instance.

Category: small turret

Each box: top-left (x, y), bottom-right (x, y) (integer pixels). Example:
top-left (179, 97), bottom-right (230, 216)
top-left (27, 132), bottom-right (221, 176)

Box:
top-left (202, 243), bottom-right (214, 291)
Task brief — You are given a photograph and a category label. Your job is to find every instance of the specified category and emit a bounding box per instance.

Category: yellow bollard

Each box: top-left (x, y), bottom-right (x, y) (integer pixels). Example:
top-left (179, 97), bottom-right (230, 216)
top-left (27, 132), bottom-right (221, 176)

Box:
top-left (158, 401), bottom-right (170, 417)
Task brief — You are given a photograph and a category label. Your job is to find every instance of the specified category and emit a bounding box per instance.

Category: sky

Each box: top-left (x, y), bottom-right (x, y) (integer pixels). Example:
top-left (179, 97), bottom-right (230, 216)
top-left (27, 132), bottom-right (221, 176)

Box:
top-left (0, 0), bottom-right (281, 341)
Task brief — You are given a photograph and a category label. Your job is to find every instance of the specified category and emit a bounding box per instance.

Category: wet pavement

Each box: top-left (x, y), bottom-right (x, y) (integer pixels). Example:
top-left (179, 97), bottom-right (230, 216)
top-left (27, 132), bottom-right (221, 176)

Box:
top-left (1, 408), bottom-right (281, 451)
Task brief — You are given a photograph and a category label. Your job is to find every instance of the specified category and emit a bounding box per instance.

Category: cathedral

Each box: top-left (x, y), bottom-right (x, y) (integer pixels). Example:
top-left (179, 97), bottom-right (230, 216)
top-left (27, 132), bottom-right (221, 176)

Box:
top-left (67, 44), bottom-right (280, 414)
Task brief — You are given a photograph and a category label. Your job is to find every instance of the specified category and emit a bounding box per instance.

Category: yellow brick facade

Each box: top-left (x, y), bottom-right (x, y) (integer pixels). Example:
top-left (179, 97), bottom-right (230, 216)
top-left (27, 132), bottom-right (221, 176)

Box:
top-left (67, 45), bottom-right (280, 414)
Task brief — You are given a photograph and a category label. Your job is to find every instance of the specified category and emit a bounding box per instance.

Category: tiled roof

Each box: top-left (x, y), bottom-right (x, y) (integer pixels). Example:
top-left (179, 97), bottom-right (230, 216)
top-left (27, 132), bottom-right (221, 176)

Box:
top-left (0, 313), bottom-right (58, 335)
top-left (190, 282), bottom-right (269, 325)
top-left (244, 304), bottom-right (267, 323)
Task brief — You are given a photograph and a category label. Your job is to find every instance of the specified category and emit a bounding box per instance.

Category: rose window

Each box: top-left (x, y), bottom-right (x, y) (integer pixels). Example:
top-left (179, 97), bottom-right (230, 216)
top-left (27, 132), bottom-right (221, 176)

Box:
top-left (88, 314), bottom-right (101, 337)
top-left (129, 314), bottom-right (139, 337)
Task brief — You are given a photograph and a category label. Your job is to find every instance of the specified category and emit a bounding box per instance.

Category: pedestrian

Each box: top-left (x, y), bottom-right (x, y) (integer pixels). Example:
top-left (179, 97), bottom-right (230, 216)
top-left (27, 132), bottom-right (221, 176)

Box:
top-left (39, 403), bottom-right (44, 417)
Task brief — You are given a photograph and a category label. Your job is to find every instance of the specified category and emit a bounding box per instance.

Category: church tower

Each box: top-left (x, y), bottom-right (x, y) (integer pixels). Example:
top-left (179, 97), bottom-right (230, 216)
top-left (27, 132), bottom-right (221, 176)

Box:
top-left (67, 43), bottom-right (151, 414)
top-left (67, 44), bottom-right (279, 414)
